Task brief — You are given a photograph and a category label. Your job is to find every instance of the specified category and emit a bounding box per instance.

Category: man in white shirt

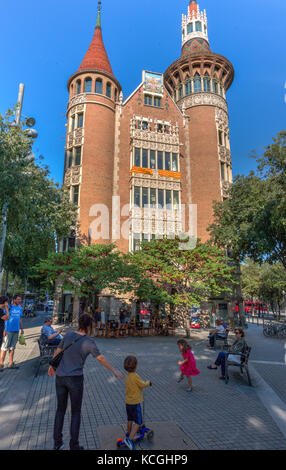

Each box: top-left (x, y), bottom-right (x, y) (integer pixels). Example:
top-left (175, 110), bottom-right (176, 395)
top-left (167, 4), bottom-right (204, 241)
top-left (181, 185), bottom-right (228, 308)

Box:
top-left (208, 320), bottom-right (227, 348)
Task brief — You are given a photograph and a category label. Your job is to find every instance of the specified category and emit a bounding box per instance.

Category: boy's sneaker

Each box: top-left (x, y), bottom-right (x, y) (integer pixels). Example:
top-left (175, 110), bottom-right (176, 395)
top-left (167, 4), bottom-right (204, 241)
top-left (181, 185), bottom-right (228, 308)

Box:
top-left (123, 438), bottom-right (135, 450)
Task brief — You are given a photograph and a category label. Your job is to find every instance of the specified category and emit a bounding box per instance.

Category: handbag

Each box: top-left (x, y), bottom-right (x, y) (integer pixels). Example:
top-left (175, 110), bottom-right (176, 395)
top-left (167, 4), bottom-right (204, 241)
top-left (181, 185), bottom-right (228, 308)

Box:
top-left (49, 335), bottom-right (85, 370)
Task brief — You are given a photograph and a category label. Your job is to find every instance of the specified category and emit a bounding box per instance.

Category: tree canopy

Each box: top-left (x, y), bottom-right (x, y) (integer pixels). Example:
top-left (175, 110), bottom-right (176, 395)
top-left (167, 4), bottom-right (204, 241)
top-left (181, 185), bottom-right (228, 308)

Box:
top-left (209, 131), bottom-right (286, 269)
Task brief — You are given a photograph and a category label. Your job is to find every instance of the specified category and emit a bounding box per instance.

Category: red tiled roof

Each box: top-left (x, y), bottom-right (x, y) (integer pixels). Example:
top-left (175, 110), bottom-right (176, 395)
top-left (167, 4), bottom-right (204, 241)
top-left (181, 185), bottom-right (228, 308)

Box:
top-left (78, 26), bottom-right (114, 76)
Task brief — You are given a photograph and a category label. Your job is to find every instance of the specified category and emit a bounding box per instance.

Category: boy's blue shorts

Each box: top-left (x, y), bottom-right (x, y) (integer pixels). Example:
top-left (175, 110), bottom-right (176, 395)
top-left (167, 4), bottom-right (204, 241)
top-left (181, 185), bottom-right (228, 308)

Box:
top-left (126, 403), bottom-right (143, 425)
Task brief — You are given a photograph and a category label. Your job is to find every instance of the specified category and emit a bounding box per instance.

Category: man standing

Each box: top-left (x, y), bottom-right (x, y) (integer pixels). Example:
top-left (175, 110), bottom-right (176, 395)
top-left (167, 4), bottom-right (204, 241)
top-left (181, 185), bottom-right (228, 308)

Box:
top-left (0, 296), bottom-right (9, 351)
top-left (0, 295), bottom-right (24, 370)
top-left (41, 317), bottom-right (64, 346)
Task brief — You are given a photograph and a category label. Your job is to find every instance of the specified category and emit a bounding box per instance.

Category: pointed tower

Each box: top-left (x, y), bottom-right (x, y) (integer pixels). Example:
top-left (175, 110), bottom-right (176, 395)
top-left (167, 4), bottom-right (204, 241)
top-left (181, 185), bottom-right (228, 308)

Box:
top-left (63, 1), bottom-right (122, 245)
top-left (164, 0), bottom-right (234, 240)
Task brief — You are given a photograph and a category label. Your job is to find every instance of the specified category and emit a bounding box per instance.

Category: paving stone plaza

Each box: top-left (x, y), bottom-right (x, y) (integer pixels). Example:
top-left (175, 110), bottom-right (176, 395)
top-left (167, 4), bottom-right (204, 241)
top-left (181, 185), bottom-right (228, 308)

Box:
top-left (0, 311), bottom-right (286, 450)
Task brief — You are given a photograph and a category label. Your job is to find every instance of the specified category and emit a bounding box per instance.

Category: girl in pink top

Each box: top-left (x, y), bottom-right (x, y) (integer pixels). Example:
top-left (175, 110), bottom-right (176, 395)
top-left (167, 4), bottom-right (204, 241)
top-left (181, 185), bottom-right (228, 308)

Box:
top-left (177, 339), bottom-right (200, 392)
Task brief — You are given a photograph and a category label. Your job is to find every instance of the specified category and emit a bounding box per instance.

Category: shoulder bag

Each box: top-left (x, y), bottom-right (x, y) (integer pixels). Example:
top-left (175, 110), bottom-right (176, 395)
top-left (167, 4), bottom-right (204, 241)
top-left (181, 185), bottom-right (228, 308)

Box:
top-left (49, 334), bottom-right (85, 370)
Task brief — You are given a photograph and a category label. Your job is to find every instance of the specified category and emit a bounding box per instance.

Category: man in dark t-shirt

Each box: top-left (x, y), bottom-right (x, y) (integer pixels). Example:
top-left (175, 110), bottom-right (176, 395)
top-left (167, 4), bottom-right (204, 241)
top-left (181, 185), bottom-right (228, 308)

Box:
top-left (0, 296), bottom-right (9, 351)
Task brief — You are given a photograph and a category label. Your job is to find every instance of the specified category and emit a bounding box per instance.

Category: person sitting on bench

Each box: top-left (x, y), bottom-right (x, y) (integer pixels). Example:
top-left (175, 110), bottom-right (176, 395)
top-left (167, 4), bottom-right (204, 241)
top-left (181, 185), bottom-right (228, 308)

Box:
top-left (208, 319), bottom-right (228, 348)
top-left (207, 328), bottom-right (246, 379)
top-left (41, 317), bottom-right (63, 346)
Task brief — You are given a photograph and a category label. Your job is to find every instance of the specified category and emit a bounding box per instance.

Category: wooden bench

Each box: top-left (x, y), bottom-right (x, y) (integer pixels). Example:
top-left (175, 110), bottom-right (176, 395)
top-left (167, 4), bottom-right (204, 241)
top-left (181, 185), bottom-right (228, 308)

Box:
top-left (35, 335), bottom-right (58, 377)
top-left (225, 345), bottom-right (252, 386)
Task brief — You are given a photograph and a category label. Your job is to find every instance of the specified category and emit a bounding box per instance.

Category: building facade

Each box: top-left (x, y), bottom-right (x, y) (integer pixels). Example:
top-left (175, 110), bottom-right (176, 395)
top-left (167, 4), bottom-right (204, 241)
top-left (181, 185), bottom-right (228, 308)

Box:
top-left (62, 0), bottom-right (234, 256)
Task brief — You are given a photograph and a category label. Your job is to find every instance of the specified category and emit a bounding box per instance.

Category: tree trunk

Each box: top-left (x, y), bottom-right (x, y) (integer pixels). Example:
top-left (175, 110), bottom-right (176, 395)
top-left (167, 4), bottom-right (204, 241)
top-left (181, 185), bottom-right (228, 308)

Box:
top-left (4, 270), bottom-right (9, 295)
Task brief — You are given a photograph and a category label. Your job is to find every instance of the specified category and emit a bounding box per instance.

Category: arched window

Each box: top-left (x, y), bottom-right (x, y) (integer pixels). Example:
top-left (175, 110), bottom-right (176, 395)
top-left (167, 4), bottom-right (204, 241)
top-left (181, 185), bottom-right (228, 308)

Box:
top-left (95, 78), bottom-right (103, 94)
top-left (84, 78), bottom-right (92, 93)
top-left (203, 74), bottom-right (211, 92)
top-left (187, 23), bottom-right (193, 34)
top-left (178, 84), bottom-right (183, 100)
top-left (106, 82), bottom-right (111, 98)
top-left (212, 79), bottom-right (219, 94)
top-left (185, 77), bottom-right (192, 95)
top-left (195, 21), bottom-right (202, 32)
top-left (76, 80), bottom-right (81, 95)
top-left (193, 73), bottom-right (201, 93)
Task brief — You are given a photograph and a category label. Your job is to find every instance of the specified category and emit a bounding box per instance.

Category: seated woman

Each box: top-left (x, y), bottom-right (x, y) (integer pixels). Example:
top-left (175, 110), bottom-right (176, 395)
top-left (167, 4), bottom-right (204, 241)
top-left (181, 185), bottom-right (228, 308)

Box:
top-left (207, 328), bottom-right (246, 379)
top-left (208, 319), bottom-right (228, 348)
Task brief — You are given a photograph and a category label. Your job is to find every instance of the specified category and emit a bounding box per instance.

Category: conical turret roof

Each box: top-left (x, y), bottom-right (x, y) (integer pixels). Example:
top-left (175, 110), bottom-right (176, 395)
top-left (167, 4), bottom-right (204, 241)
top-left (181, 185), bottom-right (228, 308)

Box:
top-left (78, 1), bottom-right (114, 76)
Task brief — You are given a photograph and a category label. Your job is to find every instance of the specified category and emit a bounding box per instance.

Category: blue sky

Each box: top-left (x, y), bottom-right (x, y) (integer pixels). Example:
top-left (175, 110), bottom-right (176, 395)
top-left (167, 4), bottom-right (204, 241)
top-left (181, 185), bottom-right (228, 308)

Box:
top-left (1, 0), bottom-right (285, 184)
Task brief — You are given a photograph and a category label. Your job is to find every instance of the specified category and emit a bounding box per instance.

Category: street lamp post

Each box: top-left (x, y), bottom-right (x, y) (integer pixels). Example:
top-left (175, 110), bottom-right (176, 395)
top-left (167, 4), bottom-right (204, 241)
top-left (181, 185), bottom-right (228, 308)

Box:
top-left (0, 84), bottom-right (38, 292)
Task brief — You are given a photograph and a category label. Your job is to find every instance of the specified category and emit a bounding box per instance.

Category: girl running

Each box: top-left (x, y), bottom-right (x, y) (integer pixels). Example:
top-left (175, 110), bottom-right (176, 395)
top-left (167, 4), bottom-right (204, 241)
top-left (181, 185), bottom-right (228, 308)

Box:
top-left (177, 339), bottom-right (200, 392)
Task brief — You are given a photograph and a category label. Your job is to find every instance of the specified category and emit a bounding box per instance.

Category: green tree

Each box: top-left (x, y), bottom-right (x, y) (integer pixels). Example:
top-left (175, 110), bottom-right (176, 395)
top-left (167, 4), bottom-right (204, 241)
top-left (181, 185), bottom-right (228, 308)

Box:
top-left (209, 131), bottom-right (286, 324)
top-left (0, 108), bottom-right (77, 292)
top-left (35, 244), bottom-right (136, 322)
top-left (259, 264), bottom-right (286, 319)
top-left (128, 237), bottom-right (235, 336)
top-left (209, 131), bottom-right (286, 269)
top-left (241, 259), bottom-right (263, 305)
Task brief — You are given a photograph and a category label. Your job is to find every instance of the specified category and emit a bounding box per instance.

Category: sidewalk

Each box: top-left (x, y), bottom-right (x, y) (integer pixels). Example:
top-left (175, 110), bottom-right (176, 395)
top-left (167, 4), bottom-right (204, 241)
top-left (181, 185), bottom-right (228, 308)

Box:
top-left (0, 316), bottom-right (286, 450)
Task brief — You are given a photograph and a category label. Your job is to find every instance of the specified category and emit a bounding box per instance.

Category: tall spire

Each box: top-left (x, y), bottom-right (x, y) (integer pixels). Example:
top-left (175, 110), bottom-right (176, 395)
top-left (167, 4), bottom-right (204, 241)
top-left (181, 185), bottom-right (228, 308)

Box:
top-left (78, 1), bottom-right (114, 76)
top-left (96, 0), bottom-right (101, 28)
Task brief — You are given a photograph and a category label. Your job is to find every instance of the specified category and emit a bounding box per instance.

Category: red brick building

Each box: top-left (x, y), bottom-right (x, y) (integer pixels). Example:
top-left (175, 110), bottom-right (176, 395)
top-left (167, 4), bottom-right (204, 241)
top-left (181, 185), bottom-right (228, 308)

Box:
top-left (62, 0), bottom-right (234, 254)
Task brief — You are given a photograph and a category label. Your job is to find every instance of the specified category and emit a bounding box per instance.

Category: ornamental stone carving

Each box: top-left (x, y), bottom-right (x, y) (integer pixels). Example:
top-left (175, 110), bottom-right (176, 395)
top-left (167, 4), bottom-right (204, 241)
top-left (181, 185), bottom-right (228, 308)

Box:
top-left (64, 166), bottom-right (82, 186)
top-left (68, 94), bottom-right (87, 110)
top-left (222, 181), bottom-right (231, 198)
top-left (215, 107), bottom-right (229, 127)
top-left (219, 146), bottom-right (232, 164)
top-left (178, 93), bottom-right (228, 113)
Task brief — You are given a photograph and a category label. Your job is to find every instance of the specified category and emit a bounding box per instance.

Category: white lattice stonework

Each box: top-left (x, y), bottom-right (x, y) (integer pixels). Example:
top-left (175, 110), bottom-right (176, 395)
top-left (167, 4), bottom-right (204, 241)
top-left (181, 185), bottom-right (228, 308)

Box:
top-left (68, 94), bottom-right (87, 111)
top-left (64, 166), bottom-right (82, 186)
top-left (178, 93), bottom-right (228, 113)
